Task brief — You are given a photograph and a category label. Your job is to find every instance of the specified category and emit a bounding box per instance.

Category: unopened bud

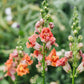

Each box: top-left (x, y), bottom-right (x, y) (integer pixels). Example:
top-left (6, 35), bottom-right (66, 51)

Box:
top-left (40, 9), bottom-right (44, 13)
top-left (16, 46), bottom-right (19, 49)
top-left (40, 18), bottom-right (44, 25)
top-left (19, 50), bottom-right (22, 54)
top-left (68, 35), bottom-right (73, 42)
top-left (71, 25), bottom-right (74, 29)
top-left (35, 21), bottom-right (40, 28)
top-left (49, 22), bottom-right (54, 29)
top-left (44, 6), bottom-right (47, 10)
top-left (19, 46), bottom-right (22, 49)
top-left (73, 22), bottom-right (76, 26)
top-left (73, 30), bottom-right (78, 35)
top-left (78, 35), bottom-right (83, 41)
top-left (69, 43), bottom-right (72, 47)
top-left (77, 26), bottom-right (81, 30)
top-left (78, 43), bottom-right (83, 49)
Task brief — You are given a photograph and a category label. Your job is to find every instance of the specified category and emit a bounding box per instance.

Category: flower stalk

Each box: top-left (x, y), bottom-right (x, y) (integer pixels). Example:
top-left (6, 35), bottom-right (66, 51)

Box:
top-left (68, 7), bottom-right (83, 84)
top-left (42, 43), bottom-right (46, 84)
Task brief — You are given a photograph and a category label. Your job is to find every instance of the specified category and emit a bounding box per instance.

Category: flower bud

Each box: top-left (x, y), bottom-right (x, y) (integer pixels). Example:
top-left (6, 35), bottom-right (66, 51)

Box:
top-left (76, 20), bottom-right (78, 25)
top-left (73, 22), bottom-right (76, 26)
top-left (71, 25), bottom-right (74, 29)
top-left (77, 26), bottom-right (81, 30)
top-left (49, 22), bottom-right (54, 29)
top-left (69, 43), bottom-right (72, 47)
top-left (46, 14), bottom-right (50, 19)
top-left (19, 50), bottom-right (22, 54)
top-left (19, 46), bottom-right (22, 49)
top-left (79, 50), bottom-right (82, 56)
top-left (44, 6), bottom-right (48, 13)
top-left (78, 43), bottom-right (83, 49)
top-left (44, 6), bottom-right (47, 10)
top-left (16, 46), bottom-right (19, 49)
top-left (78, 35), bottom-right (83, 41)
top-left (40, 9), bottom-right (44, 14)
top-left (73, 30), bottom-right (78, 35)
top-left (35, 21), bottom-right (40, 28)
top-left (40, 18), bottom-right (44, 25)
top-left (68, 35), bottom-right (73, 42)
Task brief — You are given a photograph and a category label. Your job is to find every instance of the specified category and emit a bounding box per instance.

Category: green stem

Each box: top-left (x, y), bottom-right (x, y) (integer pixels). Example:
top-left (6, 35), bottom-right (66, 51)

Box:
top-left (42, 43), bottom-right (46, 84)
top-left (72, 37), bottom-right (77, 84)
top-left (72, 67), bottom-right (75, 84)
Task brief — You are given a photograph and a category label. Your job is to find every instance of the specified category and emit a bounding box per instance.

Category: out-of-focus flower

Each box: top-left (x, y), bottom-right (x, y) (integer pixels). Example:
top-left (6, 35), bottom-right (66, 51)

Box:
top-left (16, 63), bottom-right (29, 76)
top-left (6, 15), bottom-right (13, 22)
top-left (46, 48), bottom-right (59, 67)
top-left (4, 59), bottom-right (16, 81)
top-left (9, 49), bottom-right (18, 59)
top-left (5, 48), bottom-right (33, 80)
top-left (50, 82), bottom-right (58, 84)
top-left (68, 35), bottom-right (73, 42)
top-left (5, 8), bottom-right (11, 15)
top-left (30, 75), bottom-right (39, 83)
top-left (11, 22), bottom-right (19, 28)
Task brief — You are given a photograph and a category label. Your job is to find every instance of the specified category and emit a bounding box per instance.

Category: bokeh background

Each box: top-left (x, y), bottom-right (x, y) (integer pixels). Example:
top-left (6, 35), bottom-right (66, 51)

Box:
top-left (0, 0), bottom-right (84, 84)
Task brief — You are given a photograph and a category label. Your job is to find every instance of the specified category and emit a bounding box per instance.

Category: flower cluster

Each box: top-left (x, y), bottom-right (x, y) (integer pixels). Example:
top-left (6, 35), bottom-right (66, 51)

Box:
top-left (4, 46), bottom-right (33, 80)
top-left (26, 17), bottom-right (58, 71)
top-left (68, 7), bottom-right (84, 74)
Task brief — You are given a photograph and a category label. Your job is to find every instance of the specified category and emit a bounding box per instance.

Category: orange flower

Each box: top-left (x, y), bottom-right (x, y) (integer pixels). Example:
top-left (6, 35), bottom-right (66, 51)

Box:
top-left (40, 28), bottom-right (53, 42)
top-left (16, 63), bottom-right (29, 76)
top-left (46, 48), bottom-right (59, 66)
top-left (23, 54), bottom-right (33, 65)
top-left (56, 57), bottom-right (68, 67)
top-left (5, 59), bottom-right (13, 68)
top-left (26, 34), bottom-right (38, 48)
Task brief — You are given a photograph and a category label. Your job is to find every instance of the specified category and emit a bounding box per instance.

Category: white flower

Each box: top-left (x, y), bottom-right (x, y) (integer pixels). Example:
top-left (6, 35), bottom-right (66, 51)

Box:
top-left (11, 22), bottom-right (18, 28)
top-left (63, 62), bottom-right (71, 73)
top-left (46, 41), bottom-right (51, 49)
top-left (56, 51), bottom-right (62, 56)
top-left (46, 60), bottom-right (51, 65)
top-left (37, 54), bottom-right (43, 61)
top-left (77, 62), bottom-right (84, 73)
top-left (5, 8), bottom-right (12, 15)
top-left (33, 42), bottom-right (41, 50)
top-left (6, 15), bottom-right (12, 22)
top-left (65, 51), bottom-right (72, 59)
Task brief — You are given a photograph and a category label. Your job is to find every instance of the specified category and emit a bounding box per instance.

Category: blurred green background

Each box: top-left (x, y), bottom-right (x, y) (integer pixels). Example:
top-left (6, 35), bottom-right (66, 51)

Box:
top-left (0, 0), bottom-right (84, 84)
